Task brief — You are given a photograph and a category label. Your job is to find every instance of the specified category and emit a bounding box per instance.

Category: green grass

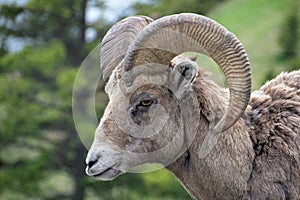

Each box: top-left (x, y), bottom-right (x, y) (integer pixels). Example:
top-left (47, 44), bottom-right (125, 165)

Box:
top-left (197, 0), bottom-right (295, 89)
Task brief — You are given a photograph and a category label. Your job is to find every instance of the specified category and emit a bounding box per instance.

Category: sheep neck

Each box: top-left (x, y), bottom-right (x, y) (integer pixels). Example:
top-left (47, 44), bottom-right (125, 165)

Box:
top-left (166, 74), bottom-right (255, 199)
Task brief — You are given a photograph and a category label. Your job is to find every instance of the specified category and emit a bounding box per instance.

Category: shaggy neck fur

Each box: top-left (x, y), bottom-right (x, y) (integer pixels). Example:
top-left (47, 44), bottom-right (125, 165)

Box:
top-left (167, 71), bottom-right (255, 199)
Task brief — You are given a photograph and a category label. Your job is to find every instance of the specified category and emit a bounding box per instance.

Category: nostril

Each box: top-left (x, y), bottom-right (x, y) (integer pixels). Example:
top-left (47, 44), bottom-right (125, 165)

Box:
top-left (87, 159), bottom-right (98, 169)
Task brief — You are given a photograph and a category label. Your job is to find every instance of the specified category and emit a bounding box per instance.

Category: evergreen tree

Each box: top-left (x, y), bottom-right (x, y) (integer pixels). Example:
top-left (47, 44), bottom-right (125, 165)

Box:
top-left (278, 0), bottom-right (299, 58)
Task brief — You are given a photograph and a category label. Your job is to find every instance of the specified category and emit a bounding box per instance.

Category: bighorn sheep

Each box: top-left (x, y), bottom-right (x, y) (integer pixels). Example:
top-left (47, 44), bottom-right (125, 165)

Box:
top-left (85, 13), bottom-right (300, 199)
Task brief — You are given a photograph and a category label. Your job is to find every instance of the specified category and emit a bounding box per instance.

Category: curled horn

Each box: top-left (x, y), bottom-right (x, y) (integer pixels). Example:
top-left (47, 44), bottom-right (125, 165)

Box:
top-left (100, 16), bottom-right (153, 82)
top-left (123, 13), bottom-right (251, 132)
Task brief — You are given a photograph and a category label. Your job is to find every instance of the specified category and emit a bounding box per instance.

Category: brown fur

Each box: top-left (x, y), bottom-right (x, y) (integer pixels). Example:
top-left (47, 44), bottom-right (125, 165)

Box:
top-left (245, 71), bottom-right (300, 199)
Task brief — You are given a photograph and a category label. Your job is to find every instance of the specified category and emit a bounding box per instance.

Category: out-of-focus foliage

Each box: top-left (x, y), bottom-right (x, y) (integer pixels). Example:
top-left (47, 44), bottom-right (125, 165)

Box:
top-left (0, 42), bottom-right (65, 145)
top-left (277, 0), bottom-right (300, 72)
top-left (0, 41), bottom-right (68, 198)
top-left (133, 0), bottom-right (226, 19)
top-left (263, 0), bottom-right (300, 82)
top-left (0, 0), bottom-right (109, 65)
top-left (0, 41), bottom-right (65, 78)
top-left (278, 0), bottom-right (299, 59)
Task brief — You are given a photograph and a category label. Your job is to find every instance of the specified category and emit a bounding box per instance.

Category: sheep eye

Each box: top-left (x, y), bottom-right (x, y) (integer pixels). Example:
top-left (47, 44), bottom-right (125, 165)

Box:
top-left (140, 99), bottom-right (153, 107)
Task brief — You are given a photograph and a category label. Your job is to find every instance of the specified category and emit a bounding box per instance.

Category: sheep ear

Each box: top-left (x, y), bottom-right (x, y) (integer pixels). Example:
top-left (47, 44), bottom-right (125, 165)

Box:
top-left (172, 60), bottom-right (198, 84)
top-left (169, 60), bottom-right (198, 98)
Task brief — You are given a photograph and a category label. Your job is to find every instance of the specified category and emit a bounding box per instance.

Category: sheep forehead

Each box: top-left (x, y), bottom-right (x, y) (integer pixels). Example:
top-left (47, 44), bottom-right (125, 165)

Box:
top-left (104, 54), bottom-right (196, 99)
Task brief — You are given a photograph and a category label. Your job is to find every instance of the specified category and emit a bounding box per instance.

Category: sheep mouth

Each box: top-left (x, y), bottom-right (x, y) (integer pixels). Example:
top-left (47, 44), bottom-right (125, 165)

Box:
top-left (92, 165), bottom-right (123, 181)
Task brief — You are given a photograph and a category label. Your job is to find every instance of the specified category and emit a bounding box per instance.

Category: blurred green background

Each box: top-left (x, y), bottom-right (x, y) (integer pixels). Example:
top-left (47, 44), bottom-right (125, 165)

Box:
top-left (0, 0), bottom-right (299, 199)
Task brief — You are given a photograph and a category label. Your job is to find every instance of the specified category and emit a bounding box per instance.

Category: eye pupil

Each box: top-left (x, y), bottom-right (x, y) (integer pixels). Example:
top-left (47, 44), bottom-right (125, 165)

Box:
top-left (140, 100), bottom-right (153, 107)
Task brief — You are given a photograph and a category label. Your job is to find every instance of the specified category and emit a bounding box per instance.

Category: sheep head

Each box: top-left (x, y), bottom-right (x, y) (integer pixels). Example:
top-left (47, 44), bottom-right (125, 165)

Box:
top-left (85, 13), bottom-right (252, 181)
top-left (86, 54), bottom-right (200, 180)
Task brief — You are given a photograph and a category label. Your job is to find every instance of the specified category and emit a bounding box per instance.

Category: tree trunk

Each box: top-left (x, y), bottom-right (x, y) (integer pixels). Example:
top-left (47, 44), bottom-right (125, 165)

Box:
top-left (71, 1), bottom-right (88, 197)
top-left (71, 138), bottom-right (87, 200)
